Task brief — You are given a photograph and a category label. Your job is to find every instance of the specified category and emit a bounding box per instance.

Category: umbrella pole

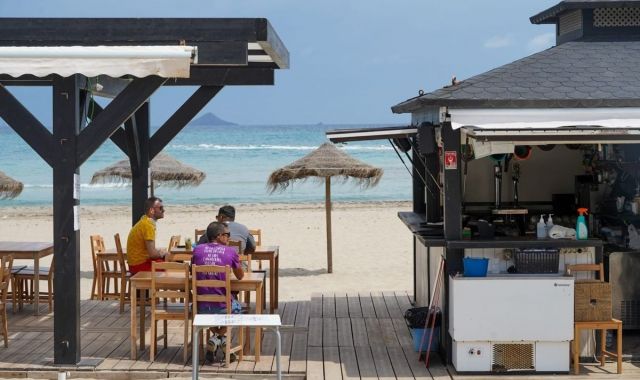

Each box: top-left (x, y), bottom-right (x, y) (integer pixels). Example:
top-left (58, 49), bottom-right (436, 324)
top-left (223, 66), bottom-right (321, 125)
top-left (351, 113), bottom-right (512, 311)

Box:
top-left (325, 177), bottom-right (332, 273)
top-left (150, 179), bottom-right (155, 197)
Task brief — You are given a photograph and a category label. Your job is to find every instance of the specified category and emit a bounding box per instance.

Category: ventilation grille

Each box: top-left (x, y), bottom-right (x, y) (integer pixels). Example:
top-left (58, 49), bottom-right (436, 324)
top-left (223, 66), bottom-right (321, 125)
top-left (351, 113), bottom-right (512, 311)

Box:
top-left (559, 10), bottom-right (582, 35)
top-left (620, 300), bottom-right (640, 329)
top-left (492, 343), bottom-right (534, 372)
top-left (594, 8), bottom-right (640, 27)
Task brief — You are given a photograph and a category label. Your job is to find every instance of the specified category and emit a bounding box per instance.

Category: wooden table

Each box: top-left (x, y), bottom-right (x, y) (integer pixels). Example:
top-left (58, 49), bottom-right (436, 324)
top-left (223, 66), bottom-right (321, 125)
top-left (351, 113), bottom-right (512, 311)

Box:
top-left (0, 241), bottom-right (53, 315)
top-left (170, 245), bottom-right (279, 313)
top-left (129, 271), bottom-right (264, 360)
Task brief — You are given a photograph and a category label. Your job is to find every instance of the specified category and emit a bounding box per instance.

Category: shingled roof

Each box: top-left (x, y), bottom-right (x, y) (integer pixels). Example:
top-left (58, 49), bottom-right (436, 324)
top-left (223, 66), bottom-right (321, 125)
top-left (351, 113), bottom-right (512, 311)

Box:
top-left (391, 39), bottom-right (640, 114)
top-left (531, 0), bottom-right (640, 24)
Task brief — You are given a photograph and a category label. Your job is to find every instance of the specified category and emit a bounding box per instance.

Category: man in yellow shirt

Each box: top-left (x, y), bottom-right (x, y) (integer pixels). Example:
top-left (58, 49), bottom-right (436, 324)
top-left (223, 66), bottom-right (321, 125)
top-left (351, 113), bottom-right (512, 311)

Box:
top-left (127, 196), bottom-right (168, 274)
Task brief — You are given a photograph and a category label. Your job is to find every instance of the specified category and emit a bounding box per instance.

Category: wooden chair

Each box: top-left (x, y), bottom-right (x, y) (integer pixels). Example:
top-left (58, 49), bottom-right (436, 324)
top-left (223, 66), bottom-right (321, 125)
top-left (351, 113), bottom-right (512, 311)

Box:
top-left (150, 261), bottom-right (191, 363)
top-left (566, 263), bottom-right (622, 375)
top-left (195, 229), bottom-right (206, 243)
top-left (113, 233), bottom-right (130, 313)
top-left (192, 264), bottom-right (243, 367)
top-left (13, 256), bottom-right (54, 313)
top-left (89, 235), bottom-right (108, 300)
top-left (168, 235), bottom-right (181, 252)
top-left (228, 240), bottom-right (243, 255)
top-left (0, 255), bottom-right (13, 347)
top-left (98, 234), bottom-right (128, 308)
top-left (249, 229), bottom-right (263, 269)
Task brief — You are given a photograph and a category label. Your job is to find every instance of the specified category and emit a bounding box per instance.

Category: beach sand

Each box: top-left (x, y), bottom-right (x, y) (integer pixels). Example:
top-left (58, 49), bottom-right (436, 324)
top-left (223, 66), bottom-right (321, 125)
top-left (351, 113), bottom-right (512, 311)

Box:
top-left (0, 201), bottom-right (413, 302)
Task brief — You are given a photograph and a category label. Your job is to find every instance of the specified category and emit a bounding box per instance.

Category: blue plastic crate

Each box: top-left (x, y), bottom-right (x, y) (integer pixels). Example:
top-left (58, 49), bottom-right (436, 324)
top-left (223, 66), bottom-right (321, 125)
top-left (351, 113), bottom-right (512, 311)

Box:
top-left (463, 257), bottom-right (489, 277)
top-left (410, 327), bottom-right (440, 352)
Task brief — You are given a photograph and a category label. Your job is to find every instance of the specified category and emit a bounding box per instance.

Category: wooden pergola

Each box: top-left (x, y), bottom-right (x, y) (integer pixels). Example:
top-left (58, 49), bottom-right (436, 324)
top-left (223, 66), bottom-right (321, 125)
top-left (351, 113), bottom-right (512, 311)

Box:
top-left (0, 18), bottom-right (288, 364)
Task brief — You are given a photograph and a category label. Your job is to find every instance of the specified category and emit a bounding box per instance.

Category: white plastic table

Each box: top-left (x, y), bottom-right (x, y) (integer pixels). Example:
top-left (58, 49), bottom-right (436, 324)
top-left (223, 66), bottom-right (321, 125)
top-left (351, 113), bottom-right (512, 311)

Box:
top-left (191, 314), bottom-right (282, 380)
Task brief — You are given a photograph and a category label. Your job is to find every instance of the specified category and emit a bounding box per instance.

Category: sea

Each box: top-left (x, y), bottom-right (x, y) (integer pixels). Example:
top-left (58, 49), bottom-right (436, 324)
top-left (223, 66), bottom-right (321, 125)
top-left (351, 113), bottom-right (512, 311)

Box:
top-left (0, 123), bottom-right (412, 206)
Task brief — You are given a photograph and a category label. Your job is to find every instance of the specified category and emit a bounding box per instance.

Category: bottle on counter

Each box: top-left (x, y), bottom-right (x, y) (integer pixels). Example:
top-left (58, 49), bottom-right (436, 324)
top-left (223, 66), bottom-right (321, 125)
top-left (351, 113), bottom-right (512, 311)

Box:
top-left (537, 214), bottom-right (547, 238)
top-left (546, 214), bottom-right (555, 237)
top-left (576, 208), bottom-right (589, 240)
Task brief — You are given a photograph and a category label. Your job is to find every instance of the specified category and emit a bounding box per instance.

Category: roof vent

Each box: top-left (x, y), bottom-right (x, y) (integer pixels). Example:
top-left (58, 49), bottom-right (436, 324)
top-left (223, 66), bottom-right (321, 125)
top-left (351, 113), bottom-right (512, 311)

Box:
top-left (559, 10), bottom-right (582, 35)
top-left (594, 7), bottom-right (640, 27)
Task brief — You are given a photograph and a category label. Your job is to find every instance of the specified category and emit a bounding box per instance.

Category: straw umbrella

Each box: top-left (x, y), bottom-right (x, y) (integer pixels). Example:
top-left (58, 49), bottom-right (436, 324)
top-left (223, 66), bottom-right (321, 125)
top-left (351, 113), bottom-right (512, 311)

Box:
top-left (267, 142), bottom-right (383, 273)
top-left (90, 152), bottom-right (205, 195)
top-left (0, 171), bottom-right (23, 199)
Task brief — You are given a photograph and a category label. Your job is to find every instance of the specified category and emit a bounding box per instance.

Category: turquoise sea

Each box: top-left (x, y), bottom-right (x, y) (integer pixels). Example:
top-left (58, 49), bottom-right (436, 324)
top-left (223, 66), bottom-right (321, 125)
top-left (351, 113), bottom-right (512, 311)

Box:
top-left (0, 123), bottom-right (411, 206)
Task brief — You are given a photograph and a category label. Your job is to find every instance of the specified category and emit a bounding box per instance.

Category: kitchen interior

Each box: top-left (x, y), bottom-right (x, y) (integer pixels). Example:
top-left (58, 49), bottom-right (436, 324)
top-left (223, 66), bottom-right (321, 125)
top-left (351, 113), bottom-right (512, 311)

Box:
top-left (404, 131), bottom-right (640, 373)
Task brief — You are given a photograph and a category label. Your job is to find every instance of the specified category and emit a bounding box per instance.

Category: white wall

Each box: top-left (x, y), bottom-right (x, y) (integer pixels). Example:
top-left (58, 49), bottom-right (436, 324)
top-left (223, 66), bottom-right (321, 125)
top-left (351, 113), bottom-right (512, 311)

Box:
top-left (463, 145), bottom-right (585, 203)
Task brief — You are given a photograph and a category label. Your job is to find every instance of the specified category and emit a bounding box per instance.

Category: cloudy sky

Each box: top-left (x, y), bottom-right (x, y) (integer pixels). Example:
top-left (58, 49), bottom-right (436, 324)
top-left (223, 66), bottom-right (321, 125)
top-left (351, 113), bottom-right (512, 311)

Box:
top-left (0, 0), bottom-right (558, 125)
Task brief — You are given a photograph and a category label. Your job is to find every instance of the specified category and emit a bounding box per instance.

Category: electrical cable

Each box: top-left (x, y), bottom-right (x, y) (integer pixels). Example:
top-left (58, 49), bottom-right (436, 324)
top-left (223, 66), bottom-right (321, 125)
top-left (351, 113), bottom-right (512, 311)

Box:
top-left (388, 139), bottom-right (431, 195)
top-left (406, 137), bottom-right (442, 193)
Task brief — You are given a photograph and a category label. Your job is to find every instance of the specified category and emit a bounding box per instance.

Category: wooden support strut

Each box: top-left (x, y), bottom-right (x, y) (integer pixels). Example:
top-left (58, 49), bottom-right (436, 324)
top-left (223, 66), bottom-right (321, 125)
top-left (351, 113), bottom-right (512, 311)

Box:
top-left (52, 75), bottom-right (84, 364)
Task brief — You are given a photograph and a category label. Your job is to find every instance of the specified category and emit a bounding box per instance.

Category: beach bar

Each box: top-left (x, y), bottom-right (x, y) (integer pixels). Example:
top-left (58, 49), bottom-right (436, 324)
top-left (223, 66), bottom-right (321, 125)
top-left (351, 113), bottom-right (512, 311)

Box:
top-left (330, 0), bottom-right (640, 374)
top-left (0, 17), bottom-right (288, 364)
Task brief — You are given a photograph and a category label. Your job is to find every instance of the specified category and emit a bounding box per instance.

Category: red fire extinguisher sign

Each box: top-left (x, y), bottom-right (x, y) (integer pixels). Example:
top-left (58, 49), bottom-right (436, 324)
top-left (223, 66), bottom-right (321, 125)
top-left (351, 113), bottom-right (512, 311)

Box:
top-left (444, 151), bottom-right (457, 170)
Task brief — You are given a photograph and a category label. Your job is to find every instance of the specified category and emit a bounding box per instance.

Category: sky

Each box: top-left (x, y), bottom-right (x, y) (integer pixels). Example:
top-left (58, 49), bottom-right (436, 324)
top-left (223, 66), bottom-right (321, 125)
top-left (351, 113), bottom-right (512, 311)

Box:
top-left (0, 0), bottom-right (559, 126)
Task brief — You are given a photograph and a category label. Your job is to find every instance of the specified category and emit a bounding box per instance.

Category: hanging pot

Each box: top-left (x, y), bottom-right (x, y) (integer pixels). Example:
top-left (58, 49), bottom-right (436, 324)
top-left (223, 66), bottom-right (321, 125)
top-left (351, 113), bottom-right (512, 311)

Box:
top-left (514, 145), bottom-right (532, 160)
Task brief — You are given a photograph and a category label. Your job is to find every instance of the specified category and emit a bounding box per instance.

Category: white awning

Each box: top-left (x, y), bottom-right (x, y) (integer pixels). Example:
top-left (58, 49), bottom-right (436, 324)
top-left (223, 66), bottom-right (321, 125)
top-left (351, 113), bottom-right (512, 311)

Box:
top-left (449, 108), bottom-right (640, 130)
top-left (0, 46), bottom-right (197, 78)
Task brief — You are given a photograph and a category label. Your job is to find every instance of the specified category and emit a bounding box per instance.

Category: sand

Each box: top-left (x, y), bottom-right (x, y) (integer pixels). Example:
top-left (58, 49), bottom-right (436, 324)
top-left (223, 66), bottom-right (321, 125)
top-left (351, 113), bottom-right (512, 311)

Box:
top-left (0, 201), bottom-right (413, 302)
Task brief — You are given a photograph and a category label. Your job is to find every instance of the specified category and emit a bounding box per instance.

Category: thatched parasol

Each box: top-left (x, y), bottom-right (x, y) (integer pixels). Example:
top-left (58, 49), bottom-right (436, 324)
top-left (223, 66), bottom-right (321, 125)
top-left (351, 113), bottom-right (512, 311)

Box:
top-left (90, 152), bottom-right (205, 195)
top-left (0, 171), bottom-right (23, 199)
top-left (267, 142), bottom-right (383, 273)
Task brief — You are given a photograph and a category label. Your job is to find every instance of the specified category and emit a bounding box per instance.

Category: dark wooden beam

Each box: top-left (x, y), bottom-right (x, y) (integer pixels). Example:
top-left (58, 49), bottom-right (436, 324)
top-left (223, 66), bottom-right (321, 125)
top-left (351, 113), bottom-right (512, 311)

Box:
top-left (77, 76), bottom-right (166, 166)
top-left (149, 86), bottom-right (222, 159)
top-left (441, 121), bottom-right (463, 366)
top-left (87, 100), bottom-right (128, 155)
top-left (0, 85), bottom-right (55, 166)
top-left (168, 67), bottom-right (274, 86)
top-left (255, 19), bottom-right (289, 69)
top-left (52, 75), bottom-right (84, 364)
top-left (131, 103), bottom-right (150, 225)
top-left (0, 18), bottom-right (266, 42)
top-left (124, 114), bottom-right (141, 177)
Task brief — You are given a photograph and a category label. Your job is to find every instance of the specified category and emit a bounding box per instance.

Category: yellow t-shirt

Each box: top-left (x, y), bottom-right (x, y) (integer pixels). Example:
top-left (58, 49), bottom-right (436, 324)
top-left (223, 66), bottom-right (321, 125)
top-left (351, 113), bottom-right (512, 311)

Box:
top-left (126, 215), bottom-right (156, 266)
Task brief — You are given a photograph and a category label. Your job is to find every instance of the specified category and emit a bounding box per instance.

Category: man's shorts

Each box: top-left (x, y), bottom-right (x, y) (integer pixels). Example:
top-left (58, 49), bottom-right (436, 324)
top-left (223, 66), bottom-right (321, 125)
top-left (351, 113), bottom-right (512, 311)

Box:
top-left (198, 299), bottom-right (242, 315)
top-left (129, 258), bottom-right (164, 275)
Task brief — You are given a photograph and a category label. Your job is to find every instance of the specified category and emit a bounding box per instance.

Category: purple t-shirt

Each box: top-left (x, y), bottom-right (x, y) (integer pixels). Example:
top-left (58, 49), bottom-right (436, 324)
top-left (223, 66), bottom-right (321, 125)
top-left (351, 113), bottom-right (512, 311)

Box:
top-left (192, 242), bottom-right (240, 309)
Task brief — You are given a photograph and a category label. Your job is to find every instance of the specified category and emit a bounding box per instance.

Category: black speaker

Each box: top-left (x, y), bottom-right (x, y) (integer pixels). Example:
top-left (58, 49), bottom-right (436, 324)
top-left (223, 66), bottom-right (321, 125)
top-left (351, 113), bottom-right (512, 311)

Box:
top-left (417, 122), bottom-right (436, 155)
top-left (392, 137), bottom-right (411, 153)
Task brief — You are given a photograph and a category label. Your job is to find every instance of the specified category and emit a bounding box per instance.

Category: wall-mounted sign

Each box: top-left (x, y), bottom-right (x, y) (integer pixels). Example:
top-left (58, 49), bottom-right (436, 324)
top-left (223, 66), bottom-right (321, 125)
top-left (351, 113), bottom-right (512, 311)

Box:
top-left (444, 151), bottom-right (457, 170)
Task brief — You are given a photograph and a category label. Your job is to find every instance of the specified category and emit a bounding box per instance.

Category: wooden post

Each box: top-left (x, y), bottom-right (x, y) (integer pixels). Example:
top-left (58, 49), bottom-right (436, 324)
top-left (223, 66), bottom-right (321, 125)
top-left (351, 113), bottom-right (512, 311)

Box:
top-left (131, 103), bottom-right (150, 225)
top-left (325, 177), bottom-right (333, 273)
top-left (52, 75), bottom-right (84, 364)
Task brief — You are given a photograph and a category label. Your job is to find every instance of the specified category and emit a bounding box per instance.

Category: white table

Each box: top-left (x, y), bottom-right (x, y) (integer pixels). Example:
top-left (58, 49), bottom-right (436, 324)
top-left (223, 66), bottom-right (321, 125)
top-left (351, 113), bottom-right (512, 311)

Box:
top-left (191, 314), bottom-right (282, 380)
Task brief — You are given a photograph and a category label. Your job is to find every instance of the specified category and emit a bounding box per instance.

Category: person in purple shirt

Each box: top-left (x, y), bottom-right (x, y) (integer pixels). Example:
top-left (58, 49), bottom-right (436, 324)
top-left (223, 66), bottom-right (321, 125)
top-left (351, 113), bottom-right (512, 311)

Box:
top-left (192, 221), bottom-right (244, 363)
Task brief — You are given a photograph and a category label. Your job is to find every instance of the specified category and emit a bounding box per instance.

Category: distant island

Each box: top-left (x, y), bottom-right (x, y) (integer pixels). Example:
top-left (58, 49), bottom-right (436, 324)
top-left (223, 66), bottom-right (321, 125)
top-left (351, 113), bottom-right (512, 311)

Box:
top-left (189, 112), bottom-right (237, 126)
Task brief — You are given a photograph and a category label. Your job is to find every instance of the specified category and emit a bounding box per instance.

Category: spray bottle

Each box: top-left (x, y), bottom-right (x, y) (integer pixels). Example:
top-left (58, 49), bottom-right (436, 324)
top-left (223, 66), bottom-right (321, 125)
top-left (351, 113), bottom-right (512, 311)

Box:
top-left (576, 208), bottom-right (589, 240)
top-left (537, 214), bottom-right (547, 239)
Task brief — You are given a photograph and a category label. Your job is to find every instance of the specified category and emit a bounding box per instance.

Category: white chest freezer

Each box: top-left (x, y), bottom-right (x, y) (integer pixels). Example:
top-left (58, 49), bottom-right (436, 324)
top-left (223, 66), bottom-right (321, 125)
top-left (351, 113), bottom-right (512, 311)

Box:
top-left (449, 275), bottom-right (574, 372)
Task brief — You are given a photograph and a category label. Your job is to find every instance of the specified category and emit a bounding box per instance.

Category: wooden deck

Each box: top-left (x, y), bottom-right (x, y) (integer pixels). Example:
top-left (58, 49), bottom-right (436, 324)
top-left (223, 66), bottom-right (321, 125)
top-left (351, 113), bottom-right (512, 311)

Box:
top-left (0, 293), bottom-right (636, 379)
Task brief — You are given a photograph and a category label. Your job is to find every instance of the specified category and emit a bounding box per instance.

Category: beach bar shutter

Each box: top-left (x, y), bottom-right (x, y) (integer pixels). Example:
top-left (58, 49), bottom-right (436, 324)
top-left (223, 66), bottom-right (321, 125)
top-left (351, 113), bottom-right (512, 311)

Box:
top-left (0, 17), bottom-right (288, 365)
